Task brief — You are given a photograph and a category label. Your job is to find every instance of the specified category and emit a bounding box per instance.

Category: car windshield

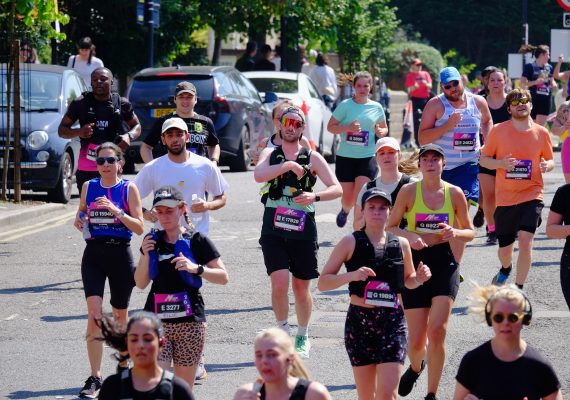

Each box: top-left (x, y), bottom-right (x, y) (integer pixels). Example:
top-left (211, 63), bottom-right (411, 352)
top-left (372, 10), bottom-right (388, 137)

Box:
top-left (0, 71), bottom-right (61, 112)
top-left (129, 75), bottom-right (214, 102)
top-left (247, 77), bottom-right (298, 94)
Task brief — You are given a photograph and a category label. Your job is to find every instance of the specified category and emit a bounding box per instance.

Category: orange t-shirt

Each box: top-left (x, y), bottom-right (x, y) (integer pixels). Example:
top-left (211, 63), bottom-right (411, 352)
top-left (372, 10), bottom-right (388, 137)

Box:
top-left (482, 120), bottom-right (553, 207)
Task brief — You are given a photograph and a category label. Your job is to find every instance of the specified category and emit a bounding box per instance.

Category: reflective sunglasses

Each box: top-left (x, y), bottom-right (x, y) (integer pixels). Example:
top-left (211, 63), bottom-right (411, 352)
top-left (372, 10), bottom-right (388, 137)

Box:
top-left (96, 156), bottom-right (118, 165)
top-left (443, 80), bottom-right (460, 90)
top-left (281, 117), bottom-right (304, 129)
top-left (491, 312), bottom-right (525, 324)
top-left (509, 97), bottom-right (530, 107)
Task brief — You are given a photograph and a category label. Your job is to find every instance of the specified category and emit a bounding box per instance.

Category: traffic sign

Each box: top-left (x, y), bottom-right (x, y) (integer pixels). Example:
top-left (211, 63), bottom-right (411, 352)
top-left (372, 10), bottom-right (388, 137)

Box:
top-left (558, 0), bottom-right (570, 12)
top-left (565, 13), bottom-right (570, 28)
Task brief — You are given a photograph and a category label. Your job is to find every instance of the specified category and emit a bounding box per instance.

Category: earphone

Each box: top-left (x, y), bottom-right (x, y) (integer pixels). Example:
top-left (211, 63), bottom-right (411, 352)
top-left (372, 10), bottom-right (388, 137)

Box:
top-left (484, 287), bottom-right (532, 326)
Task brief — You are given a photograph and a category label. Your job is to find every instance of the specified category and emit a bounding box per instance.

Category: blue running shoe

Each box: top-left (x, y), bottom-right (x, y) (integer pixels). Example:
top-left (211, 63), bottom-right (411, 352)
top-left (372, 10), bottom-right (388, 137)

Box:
top-left (336, 209), bottom-right (348, 228)
top-left (492, 268), bottom-right (510, 286)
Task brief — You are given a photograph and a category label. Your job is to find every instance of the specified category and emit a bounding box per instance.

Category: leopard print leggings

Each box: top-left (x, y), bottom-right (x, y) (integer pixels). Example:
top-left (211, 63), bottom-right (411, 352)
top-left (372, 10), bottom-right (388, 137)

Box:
top-left (159, 321), bottom-right (206, 366)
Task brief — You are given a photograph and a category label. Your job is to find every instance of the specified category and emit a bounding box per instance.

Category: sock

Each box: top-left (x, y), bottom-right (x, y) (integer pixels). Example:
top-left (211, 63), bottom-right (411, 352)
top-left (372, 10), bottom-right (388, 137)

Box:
top-left (516, 284), bottom-right (524, 290)
top-left (297, 326), bottom-right (308, 337)
top-left (277, 320), bottom-right (290, 334)
top-left (488, 225), bottom-right (495, 233)
top-left (500, 264), bottom-right (512, 275)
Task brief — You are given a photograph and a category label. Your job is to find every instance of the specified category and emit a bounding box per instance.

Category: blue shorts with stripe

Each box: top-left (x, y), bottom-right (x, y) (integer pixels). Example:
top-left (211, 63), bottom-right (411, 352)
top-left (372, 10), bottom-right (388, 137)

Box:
top-left (442, 161), bottom-right (479, 206)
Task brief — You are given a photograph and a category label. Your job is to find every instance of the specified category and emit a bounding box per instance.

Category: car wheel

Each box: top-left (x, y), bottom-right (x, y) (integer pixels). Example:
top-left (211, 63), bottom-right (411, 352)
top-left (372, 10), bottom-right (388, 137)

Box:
top-left (47, 151), bottom-right (73, 203)
top-left (229, 126), bottom-right (251, 172)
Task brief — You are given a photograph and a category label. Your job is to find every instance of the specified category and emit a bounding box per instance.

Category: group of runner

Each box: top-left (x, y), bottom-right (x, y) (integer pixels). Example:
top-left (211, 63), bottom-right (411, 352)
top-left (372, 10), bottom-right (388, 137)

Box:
top-left (59, 59), bottom-right (568, 399)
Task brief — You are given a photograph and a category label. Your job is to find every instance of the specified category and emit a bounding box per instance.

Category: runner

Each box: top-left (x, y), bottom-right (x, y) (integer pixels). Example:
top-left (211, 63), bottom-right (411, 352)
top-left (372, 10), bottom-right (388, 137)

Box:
top-left (353, 137), bottom-right (419, 230)
top-left (474, 69), bottom-right (511, 245)
top-left (386, 144), bottom-right (475, 400)
top-left (134, 117), bottom-right (228, 235)
top-left (139, 81), bottom-right (221, 164)
top-left (233, 328), bottom-right (332, 400)
top-left (519, 44), bottom-right (557, 126)
top-left (59, 67), bottom-right (141, 192)
top-left (255, 105), bottom-right (342, 359)
top-left (480, 88), bottom-right (554, 289)
top-left (135, 186), bottom-right (228, 388)
top-left (97, 312), bottom-right (195, 400)
top-left (554, 53), bottom-right (570, 100)
top-left (74, 142), bottom-right (144, 398)
top-left (327, 71), bottom-right (388, 228)
top-left (418, 66), bottom-right (492, 263)
top-left (551, 101), bottom-right (570, 184)
top-left (546, 183), bottom-right (570, 311)
top-left (453, 285), bottom-right (562, 400)
top-left (318, 188), bottom-right (431, 400)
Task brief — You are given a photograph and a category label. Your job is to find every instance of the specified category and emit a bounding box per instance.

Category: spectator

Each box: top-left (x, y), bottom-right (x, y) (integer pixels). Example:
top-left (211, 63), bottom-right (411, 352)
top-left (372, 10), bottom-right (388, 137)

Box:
top-left (273, 45), bottom-right (282, 71)
top-left (19, 40), bottom-right (39, 64)
top-left (254, 44), bottom-right (276, 71)
top-left (67, 37), bottom-right (104, 88)
top-left (405, 58), bottom-right (432, 147)
top-left (235, 41), bottom-right (257, 72)
top-left (309, 53), bottom-right (338, 109)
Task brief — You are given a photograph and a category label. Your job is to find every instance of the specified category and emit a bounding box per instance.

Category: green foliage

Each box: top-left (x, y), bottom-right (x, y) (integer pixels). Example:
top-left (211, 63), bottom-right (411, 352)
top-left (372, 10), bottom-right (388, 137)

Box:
top-left (443, 49), bottom-right (476, 77)
top-left (380, 41), bottom-right (444, 88)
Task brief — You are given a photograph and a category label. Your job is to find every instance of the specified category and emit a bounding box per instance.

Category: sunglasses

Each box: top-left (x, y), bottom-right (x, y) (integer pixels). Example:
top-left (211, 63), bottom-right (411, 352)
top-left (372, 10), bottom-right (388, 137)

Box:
top-left (509, 97), bottom-right (530, 106)
top-left (281, 117), bottom-right (304, 129)
top-left (96, 156), bottom-right (118, 165)
top-left (491, 312), bottom-right (525, 324)
top-left (443, 81), bottom-right (460, 90)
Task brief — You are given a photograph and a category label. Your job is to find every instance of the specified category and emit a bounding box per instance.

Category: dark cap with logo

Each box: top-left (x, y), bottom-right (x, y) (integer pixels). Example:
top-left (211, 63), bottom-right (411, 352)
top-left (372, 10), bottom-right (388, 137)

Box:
top-left (175, 81), bottom-right (197, 96)
top-left (361, 188), bottom-right (392, 208)
top-left (152, 186), bottom-right (185, 208)
top-left (419, 143), bottom-right (446, 159)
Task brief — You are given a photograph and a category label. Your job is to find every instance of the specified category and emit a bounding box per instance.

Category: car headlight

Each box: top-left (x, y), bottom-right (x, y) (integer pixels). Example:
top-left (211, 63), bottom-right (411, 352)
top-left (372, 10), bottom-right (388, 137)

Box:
top-left (27, 130), bottom-right (49, 150)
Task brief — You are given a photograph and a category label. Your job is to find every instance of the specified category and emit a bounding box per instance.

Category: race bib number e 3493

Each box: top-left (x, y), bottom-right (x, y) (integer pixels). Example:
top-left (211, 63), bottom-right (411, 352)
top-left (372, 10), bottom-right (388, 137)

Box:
top-left (346, 130), bottom-right (369, 146)
top-left (363, 280), bottom-right (399, 308)
top-left (274, 206), bottom-right (307, 232)
top-left (154, 292), bottom-right (193, 319)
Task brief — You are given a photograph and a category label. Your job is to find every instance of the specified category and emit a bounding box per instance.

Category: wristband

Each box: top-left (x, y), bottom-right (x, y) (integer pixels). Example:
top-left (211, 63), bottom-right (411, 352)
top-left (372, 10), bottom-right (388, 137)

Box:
top-left (413, 276), bottom-right (423, 286)
top-left (117, 209), bottom-right (126, 218)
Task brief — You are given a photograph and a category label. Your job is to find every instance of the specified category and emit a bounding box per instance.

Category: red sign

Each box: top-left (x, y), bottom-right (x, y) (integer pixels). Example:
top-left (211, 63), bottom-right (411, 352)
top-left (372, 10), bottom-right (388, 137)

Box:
top-left (558, 0), bottom-right (570, 12)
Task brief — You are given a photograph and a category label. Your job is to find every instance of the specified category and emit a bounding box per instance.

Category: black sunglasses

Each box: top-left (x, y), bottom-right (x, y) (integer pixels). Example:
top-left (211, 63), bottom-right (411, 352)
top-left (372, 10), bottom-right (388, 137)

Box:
top-left (491, 312), bottom-right (524, 324)
top-left (443, 81), bottom-right (460, 90)
top-left (96, 156), bottom-right (118, 165)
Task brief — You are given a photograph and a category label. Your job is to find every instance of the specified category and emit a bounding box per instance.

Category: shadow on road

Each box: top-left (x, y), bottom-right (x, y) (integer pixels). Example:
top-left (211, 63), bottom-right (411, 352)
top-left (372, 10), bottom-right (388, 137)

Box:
top-left (7, 387), bottom-right (78, 399)
top-left (207, 306), bottom-right (272, 316)
top-left (328, 384), bottom-right (357, 392)
top-left (0, 279), bottom-right (82, 295)
top-left (41, 314), bottom-right (87, 323)
top-left (206, 361), bottom-right (254, 372)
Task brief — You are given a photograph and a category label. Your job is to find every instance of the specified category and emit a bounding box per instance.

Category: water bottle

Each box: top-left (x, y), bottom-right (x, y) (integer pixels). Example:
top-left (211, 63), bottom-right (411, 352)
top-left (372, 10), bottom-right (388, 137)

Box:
top-left (191, 194), bottom-right (203, 224)
top-left (79, 211), bottom-right (91, 240)
top-left (147, 228), bottom-right (160, 280)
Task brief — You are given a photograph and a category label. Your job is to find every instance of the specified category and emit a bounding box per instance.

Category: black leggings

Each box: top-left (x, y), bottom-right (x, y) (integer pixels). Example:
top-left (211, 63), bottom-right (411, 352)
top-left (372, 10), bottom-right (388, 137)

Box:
top-left (561, 252), bottom-right (570, 311)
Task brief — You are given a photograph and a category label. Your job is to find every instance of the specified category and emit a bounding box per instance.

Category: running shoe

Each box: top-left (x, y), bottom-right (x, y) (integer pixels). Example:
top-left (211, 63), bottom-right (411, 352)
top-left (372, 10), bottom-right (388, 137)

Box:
top-left (79, 376), bottom-right (102, 399)
top-left (486, 231), bottom-right (498, 246)
top-left (195, 355), bottom-right (207, 382)
top-left (295, 335), bottom-right (311, 359)
top-left (336, 209), bottom-right (348, 228)
top-left (425, 393), bottom-right (438, 400)
top-left (398, 360), bottom-right (425, 397)
top-left (473, 207), bottom-right (484, 228)
top-left (491, 268), bottom-right (511, 286)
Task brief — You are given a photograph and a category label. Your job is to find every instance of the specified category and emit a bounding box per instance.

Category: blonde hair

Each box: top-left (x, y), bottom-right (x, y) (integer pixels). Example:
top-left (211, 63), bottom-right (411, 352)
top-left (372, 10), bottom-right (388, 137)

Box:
top-left (468, 283), bottom-right (529, 324)
top-left (555, 101), bottom-right (570, 125)
top-left (254, 328), bottom-right (309, 379)
top-left (399, 149), bottom-right (420, 175)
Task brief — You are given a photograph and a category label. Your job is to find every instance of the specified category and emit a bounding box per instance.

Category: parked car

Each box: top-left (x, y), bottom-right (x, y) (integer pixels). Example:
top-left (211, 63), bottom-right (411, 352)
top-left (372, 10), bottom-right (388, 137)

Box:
top-left (0, 64), bottom-right (83, 203)
top-left (243, 71), bottom-right (337, 162)
top-left (126, 65), bottom-right (273, 171)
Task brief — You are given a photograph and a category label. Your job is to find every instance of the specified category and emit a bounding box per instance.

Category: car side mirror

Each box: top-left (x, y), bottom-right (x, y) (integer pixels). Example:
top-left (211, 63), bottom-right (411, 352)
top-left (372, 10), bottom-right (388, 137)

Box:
top-left (263, 92), bottom-right (278, 104)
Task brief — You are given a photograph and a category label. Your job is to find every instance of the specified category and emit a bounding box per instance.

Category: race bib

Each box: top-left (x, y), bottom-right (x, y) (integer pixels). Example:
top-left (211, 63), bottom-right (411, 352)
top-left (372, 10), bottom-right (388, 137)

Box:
top-left (506, 160), bottom-right (532, 180)
top-left (536, 83), bottom-right (550, 96)
top-left (415, 213), bottom-right (449, 233)
top-left (88, 202), bottom-right (119, 224)
top-left (274, 206), bottom-right (306, 232)
top-left (154, 292), bottom-right (193, 319)
top-left (86, 143), bottom-right (99, 162)
top-left (364, 280), bottom-right (399, 308)
top-left (453, 132), bottom-right (476, 151)
top-left (346, 130), bottom-right (369, 146)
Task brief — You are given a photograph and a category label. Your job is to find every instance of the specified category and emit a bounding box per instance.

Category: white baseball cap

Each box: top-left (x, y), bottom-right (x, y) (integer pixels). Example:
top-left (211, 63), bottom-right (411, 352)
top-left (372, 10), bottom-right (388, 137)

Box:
top-left (375, 137), bottom-right (400, 152)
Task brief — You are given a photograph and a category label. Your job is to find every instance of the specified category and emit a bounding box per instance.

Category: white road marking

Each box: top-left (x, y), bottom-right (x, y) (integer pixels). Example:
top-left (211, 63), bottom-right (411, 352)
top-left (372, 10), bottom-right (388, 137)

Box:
top-left (0, 211), bottom-right (75, 242)
top-left (4, 314), bottom-right (18, 320)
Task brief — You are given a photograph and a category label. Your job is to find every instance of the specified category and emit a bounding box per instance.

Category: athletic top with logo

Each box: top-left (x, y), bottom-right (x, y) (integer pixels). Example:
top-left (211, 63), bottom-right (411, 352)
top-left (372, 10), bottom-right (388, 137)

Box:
top-left (407, 182), bottom-right (455, 234)
top-left (260, 379), bottom-right (311, 400)
top-left (262, 147), bottom-right (317, 240)
top-left (345, 231), bottom-right (405, 304)
top-left (144, 112), bottom-right (219, 158)
top-left (85, 178), bottom-right (132, 240)
top-left (434, 91), bottom-right (481, 170)
top-left (523, 62), bottom-right (553, 98)
top-left (143, 231), bottom-right (220, 323)
top-left (332, 98), bottom-right (386, 159)
top-left (65, 92), bottom-right (134, 171)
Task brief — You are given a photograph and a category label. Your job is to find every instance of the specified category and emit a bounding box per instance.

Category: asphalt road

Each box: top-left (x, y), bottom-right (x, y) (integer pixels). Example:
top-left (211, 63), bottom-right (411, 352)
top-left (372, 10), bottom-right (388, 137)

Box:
top-left (1, 155), bottom-right (569, 400)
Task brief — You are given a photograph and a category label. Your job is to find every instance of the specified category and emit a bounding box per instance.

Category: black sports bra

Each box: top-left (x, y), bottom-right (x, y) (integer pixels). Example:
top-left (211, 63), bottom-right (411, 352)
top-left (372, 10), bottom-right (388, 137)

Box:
top-left (260, 378), bottom-right (310, 400)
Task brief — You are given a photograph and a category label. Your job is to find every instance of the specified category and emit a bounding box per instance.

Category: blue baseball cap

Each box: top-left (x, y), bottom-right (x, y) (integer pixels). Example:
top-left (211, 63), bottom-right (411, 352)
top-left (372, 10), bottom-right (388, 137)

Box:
top-left (439, 67), bottom-right (461, 84)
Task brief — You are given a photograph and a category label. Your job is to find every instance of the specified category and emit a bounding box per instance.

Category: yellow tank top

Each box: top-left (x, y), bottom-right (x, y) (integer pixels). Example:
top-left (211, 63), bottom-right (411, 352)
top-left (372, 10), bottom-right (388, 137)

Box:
top-left (407, 181), bottom-right (455, 234)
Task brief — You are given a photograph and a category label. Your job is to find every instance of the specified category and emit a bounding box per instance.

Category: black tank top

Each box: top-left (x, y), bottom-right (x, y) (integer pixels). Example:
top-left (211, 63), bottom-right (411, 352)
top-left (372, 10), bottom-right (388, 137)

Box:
top-left (260, 379), bottom-right (310, 399)
top-left (489, 100), bottom-right (510, 124)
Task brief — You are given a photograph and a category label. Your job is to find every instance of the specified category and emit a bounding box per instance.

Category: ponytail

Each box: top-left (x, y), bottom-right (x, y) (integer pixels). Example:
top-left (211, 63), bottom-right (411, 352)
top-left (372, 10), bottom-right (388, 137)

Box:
top-left (518, 44), bottom-right (549, 59)
top-left (399, 149), bottom-right (420, 175)
top-left (182, 209), bottom-right (195, 231)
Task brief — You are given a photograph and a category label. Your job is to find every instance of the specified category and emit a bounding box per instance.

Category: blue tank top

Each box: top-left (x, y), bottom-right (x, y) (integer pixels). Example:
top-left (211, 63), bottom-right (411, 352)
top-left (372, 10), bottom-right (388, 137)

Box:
top-left (434, 91), bottom-right (481, 170)
top-left (86, 178), bottom-right (132, 240)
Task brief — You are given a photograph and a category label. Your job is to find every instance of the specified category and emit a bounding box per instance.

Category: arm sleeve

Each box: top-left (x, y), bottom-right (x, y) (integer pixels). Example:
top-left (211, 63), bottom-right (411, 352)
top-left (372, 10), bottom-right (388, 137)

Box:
top-left (332, 100), bottom-right (346, 122)
top-left (204, 117), bottom-right (219, 146)
top-left (405, 73), bottom-right (415, 89)
top-left (191, 233), bottom-right (221, 264)
top-left (425, 72), bottom-right (432, 84)
top-left (119, 97), bottom-right (135, 122)
top-left (455, 351), bottom-right (476, 390)
top-left (535, 355), bottom-right (561, 397)
top-left (132, 165), bottom-right (153, 200)
top-left (377, 104), bottom-right (386, 123)
top-left (67, 55), bottom-right (74, 68)
top-left (64, 97), bottom-right (83, 121)
top-left (541, 130), bottom-right (554, 160)
top-left (549, 185), bottom-right (568, 215)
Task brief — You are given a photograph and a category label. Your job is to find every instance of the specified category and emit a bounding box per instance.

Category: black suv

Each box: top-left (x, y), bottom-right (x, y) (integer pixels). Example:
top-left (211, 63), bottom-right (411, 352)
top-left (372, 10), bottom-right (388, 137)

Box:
top-left (126, 66), bottom-right (273, 171)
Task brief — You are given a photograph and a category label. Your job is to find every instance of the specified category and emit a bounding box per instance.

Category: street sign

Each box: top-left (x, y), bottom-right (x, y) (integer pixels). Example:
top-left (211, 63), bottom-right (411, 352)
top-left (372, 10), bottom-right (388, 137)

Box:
top-left (136, 0), bottom-right (144, 25)
top-left (145, 0), bottom-right (160, 28)
top-left (565, 13), bottom-right (570, 28)
top-left (558, 0), bottom-right (570, 12)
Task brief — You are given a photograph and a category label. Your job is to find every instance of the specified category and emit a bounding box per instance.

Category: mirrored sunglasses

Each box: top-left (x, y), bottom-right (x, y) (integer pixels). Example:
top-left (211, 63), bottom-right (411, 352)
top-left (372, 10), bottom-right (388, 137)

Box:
top-left (491, 312), bottom-right (524, 324)
top-left (509, 97), bottom-right (530, 107)
top-left (281, 117), bottom-right (303, 129)
top-left (96, 156), bottom-right (118, 165)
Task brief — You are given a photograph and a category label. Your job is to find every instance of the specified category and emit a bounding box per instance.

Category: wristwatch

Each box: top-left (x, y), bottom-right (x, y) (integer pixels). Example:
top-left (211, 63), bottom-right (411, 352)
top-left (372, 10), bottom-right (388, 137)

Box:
top-left (315, 194), bottom-right (321, 202)
top-left (127, 131), bottom-right (136, 141)
top-left (117, 209), bottom-right (126, 218)
top-left (196, 265), bottom-right (205, 276)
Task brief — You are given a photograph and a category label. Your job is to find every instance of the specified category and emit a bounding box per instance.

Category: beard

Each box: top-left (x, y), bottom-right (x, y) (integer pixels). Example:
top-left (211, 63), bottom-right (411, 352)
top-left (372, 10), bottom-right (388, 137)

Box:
top-left (280, 130), bottom-right (301, 143)
top-left (166, 143), bottom-right (185, 155)
top-left (444, 86), bottom-right (464, 102)
top-left (511, 109), bottom-right (531, 120)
